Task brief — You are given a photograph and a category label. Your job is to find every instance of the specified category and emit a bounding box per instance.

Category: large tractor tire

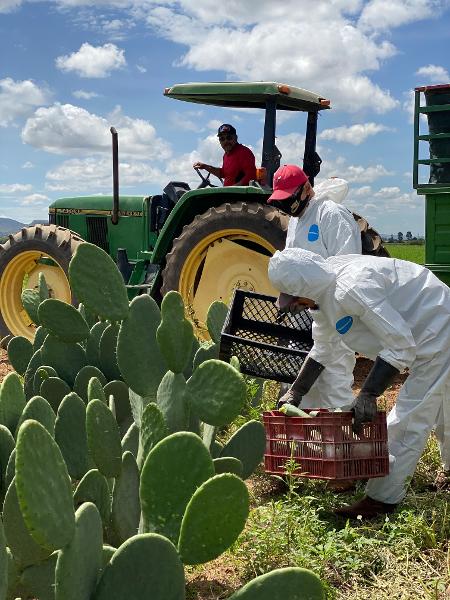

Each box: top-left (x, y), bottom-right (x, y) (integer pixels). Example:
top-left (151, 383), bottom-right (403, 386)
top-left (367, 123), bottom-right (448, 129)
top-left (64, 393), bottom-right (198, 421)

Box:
top-left (161, 202), bottom-right (289, 330)
top-left (0, 224), bottom-right (84, 341)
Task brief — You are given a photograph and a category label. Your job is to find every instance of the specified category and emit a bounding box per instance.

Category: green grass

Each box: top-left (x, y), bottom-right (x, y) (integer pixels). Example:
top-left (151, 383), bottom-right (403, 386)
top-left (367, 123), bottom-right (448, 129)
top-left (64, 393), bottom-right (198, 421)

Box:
top-left (384, 243), bottom-right (425, 264)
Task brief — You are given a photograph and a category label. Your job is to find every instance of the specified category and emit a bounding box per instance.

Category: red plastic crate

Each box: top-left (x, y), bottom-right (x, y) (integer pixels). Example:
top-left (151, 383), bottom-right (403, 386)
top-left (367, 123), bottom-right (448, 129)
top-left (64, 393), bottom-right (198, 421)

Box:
top-left (263, 410), bottom-right (389, 480)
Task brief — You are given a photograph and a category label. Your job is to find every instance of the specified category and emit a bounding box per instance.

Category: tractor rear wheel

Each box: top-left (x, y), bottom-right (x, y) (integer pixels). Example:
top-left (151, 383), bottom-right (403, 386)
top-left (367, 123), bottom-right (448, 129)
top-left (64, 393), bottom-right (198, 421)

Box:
top-left (0, 225), bottom-right (84, 340)
top-left (160, 202), bottom-right (289, 331)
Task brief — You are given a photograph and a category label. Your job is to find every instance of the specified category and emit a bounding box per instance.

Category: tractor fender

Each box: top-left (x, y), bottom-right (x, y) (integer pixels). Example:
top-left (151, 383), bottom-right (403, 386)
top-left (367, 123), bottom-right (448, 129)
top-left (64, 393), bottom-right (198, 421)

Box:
top-left (150, 185), bottom-right (269, 265)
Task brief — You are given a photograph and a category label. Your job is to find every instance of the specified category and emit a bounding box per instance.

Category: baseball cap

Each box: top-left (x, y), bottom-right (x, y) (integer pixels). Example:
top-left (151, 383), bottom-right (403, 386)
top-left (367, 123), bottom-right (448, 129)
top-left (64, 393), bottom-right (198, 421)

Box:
top-left (268, 165), bottom-right (309, 203)
top-left (217, 124), bottom-right (237, 136)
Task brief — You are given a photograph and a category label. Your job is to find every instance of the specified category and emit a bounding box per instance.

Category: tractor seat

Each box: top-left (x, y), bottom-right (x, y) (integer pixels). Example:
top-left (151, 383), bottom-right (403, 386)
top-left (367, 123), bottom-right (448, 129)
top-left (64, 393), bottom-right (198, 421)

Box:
top-left (150, 181), bottom-right (190, 235)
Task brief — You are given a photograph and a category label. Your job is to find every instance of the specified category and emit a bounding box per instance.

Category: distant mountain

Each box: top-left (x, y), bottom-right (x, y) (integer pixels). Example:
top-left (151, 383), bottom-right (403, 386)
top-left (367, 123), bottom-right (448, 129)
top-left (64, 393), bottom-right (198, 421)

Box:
top-left (0, 218), bottom-right (27, 235)
top-left (0, 218), bottom-right (48, 236)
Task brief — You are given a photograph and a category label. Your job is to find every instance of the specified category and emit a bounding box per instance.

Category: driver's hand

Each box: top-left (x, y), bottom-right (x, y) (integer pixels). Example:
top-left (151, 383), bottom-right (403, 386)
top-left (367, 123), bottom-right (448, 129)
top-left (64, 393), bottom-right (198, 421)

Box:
top-left (193, 162), bottom-right (207, 170)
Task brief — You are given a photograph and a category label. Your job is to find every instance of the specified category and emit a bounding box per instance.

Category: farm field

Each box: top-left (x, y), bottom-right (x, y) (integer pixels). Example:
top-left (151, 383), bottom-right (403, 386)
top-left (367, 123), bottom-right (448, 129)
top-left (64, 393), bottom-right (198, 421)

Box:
top-left (384, 243), bottom-right (425, 264)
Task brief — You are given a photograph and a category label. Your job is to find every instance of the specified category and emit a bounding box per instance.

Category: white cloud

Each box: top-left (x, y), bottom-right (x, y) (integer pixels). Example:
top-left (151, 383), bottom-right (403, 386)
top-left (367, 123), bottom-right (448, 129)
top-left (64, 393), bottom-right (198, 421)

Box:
top-left (45, 157), bottom-right (164, 193)
top-left (22, 103), bottom-right (171, 160)
top-left (136, 65), bottom-right (147, 73)
top-left (341, 163), bottom-right (394, 183)
top-left (56, 43), bottom-right (126, 78)
top-left (374, 186), bottom-right (401, 197)
top-left (22, 193), bottom-right (48, 205)
top-left (0, 0), bottom-right (22, 13)
top-left (353, 185), bottom-right (372, 196)
top-left (0, 78), bottom-right (49, 127)
top-left (416, 64), bottom-right (450, 83)
top-left (22, 161), bottom-right (34, 169)
top-left (358, 0), bottom-right (447, 31)
top-left (73, 90), bottom-right (100, 99)
top-left (320, 122), bottom-right (391, 145)
top-left (0, 183), bottom-right (32, 193)
top-left (169, 110), bottom-right (204, 132)
top-left (147, 4), bottom-right (398, 113)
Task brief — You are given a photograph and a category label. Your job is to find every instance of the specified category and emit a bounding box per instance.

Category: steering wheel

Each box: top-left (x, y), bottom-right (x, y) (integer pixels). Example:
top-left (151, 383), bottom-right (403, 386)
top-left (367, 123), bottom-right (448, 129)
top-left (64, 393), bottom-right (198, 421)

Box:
top-left (194, 167), bottom-right (220, 189)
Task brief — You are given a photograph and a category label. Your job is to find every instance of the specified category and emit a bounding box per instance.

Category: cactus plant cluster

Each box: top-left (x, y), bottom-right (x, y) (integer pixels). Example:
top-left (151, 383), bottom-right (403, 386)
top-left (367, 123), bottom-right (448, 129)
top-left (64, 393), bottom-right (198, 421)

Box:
top-left (0, 242), bottom-right (324, 599)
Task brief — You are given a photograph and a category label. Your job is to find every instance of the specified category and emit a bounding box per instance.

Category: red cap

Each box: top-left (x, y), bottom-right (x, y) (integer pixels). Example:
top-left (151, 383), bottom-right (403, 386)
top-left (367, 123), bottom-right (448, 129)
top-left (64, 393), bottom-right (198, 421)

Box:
top-left (268, 164), bottom-right (308, 202)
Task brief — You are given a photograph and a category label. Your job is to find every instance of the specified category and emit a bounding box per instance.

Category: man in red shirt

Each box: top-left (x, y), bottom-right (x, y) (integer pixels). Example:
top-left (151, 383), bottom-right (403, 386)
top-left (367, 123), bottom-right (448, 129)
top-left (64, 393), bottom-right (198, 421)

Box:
top-left (193, 124), bottom-right (256, 186)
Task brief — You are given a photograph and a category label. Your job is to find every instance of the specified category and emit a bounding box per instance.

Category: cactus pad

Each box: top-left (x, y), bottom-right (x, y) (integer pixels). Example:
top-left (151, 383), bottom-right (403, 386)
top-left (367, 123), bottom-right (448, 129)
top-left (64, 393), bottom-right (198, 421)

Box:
top-left (140, 432), bottom-right (214, 544)
top-left (20, 553), bottom-right (58, 600)
top-left (73, 470), bottom-right (111, 527)
top-left (86, 400), bottom-right (122, 478)
top-left (88, 376), bottom-right (107, 404)
top-left (104, 380), bottom-right (131, 432)
top-left (0, 517), bottom-right (7, 600)
top-left (121, 422), bottom-right (139, 458)
top-left (55, 393), bottom-right (89, 480)
top-left (178, 473), bottom-right (249, 565)
top-left (21, 289), bottom-right (41, 325)
top-left (55, 502), bottom-right (103, 600)
top-left (206, 301), bottom-right (228, 343)
top-left (33, 366), bottom-right (58, 397)
top-left (17, 396), bottom-right (56, 437)
top-left (157, 371), bottom-right (189, 433)
top-left (0, 372), bottom-right (26, 434)
top-left (15, 420), bottom-right (75, 551)
top-left (68, 242), bottom-right (129, 322)
top-left (38, 298), bottom-right (90, 343)
top-left (99, 324), bottom-right (122, 381)
top-left (7, 336), bottom-right (33, 375)
top-left (139, 403), bottom-right (168, 468)
top-left (41, 336), bottom-right (87, 387)
top-left (186, 360), bottom-right (246, 426)
top-left (111, 452), bottom-right (140, 543)
top-left (117, 295), bottom-right (166, 397)
top-left (157, 291), bottom-right (194, 374)
top-left (40, 377), bottom-right (71, 413)
top-left (74, 367), bottom-right (107, 403)
top-left (228, 567), bottom-right (325, 599)
top-left (220, 420), bottom-right (266, 480)
top-left (213, 457), bottom-right (243, 477)
top-left (86, 322), bottom-right (108, 370)
top-left (93, 534), bottom-right (185, 600)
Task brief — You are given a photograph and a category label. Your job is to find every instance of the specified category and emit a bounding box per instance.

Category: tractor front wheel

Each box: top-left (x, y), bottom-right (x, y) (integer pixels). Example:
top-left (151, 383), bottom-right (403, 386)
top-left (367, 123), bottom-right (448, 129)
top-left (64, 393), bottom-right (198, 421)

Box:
top-left (160, 202), bottom-right (289, 331)
top-left (0, 224), bottom-right (84, 340)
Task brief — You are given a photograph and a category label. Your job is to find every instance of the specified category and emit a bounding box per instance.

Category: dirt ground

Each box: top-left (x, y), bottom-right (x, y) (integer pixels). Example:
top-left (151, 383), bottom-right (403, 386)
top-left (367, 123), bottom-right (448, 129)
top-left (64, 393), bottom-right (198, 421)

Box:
top-left (0, 349), bottom-right (11, 382)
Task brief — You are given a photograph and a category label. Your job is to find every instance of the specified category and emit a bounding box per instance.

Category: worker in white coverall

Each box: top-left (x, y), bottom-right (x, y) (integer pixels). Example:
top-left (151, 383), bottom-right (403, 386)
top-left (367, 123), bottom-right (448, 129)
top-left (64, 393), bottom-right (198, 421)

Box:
top-left (268, 247), bottom-right (450, 517)
top-left (267, 164), bottom-right (361, 411)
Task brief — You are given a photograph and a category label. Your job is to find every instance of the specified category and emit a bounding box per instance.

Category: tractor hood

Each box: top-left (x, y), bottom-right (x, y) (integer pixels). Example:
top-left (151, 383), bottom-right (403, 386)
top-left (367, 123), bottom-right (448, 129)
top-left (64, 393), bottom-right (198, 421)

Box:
top-left (164, 81), bottom-right (330, 112)
top-left (49, 195), bottom-right (146, 217)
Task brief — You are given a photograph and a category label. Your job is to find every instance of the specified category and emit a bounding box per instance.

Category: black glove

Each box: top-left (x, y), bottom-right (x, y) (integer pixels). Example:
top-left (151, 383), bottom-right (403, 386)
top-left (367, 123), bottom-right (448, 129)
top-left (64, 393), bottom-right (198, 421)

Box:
top-left (277, 357), bottom-right (325, 409)
top-left (351, 356), bottom-right (399, 434)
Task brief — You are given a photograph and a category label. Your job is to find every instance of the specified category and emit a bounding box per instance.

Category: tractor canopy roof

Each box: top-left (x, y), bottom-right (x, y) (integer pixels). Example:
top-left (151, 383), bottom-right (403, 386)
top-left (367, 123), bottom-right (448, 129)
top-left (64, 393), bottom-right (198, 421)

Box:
top-left (164, 81), bottom-right (330, 112)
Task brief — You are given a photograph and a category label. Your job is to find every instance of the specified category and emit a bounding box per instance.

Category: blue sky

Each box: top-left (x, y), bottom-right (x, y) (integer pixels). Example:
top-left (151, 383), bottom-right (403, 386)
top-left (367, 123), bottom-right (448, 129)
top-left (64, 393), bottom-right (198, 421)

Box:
top-left (1, 0), bottom-right (449, 235)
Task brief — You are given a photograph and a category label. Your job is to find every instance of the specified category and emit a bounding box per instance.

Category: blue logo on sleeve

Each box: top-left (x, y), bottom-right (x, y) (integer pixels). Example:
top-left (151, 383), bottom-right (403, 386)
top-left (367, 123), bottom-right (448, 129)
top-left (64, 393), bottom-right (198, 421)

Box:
top-left (307, 224), bottom-right (319, 242)
top-left (336, 316), bottom-right (353, 334)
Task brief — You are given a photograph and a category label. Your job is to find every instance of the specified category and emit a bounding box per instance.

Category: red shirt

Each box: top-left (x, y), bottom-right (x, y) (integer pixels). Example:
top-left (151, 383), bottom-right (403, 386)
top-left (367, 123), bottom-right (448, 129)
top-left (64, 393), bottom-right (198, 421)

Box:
top-left (221, 143), bottom-right (256, 186)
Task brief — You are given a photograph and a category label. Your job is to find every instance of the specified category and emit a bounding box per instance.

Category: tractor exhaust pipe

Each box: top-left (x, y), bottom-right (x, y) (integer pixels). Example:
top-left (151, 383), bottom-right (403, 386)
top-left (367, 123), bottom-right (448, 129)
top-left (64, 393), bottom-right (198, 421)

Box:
top-left (110, 127), bottom-right (119, 225)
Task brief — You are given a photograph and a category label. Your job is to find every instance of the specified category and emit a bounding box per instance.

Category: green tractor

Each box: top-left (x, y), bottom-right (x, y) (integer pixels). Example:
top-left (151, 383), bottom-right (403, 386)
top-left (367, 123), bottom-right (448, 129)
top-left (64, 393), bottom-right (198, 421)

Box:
top-left (0, 81), bottom-right (333, 340)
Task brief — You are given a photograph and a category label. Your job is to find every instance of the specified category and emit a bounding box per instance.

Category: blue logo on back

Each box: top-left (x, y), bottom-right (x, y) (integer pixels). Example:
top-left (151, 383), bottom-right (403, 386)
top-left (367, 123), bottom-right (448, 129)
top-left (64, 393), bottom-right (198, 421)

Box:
top-left (336, 316), bottom-right (353, 334)
top-left (308, 224), bottom-right (319, 242)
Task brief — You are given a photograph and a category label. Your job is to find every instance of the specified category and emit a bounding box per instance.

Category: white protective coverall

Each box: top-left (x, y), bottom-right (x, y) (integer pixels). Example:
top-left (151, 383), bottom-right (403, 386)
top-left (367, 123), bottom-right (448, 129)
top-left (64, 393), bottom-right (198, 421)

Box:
top-left (269, 248), bottom-right (450, 504)
top-left (285, 178), bottom-right (362, 411)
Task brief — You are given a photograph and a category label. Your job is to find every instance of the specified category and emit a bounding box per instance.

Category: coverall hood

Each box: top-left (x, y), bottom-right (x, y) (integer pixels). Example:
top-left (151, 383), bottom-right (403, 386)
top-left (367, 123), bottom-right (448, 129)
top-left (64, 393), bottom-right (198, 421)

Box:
top-left (268, 248), bottom-right (336, 301)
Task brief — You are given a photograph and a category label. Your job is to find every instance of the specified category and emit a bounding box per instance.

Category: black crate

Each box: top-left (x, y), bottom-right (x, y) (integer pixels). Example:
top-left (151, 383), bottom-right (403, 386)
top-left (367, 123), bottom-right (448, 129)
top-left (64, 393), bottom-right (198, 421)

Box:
top-left (220, 290), bottom-right (313, 383)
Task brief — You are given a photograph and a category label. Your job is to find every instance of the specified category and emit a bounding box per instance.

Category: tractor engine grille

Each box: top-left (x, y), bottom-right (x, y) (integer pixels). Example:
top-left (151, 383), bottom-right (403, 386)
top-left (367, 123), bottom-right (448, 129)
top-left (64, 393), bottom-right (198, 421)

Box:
top-left (49, 213), bottom-right (56, 225)
top-left (87, 216), bottom-right (109, 253)
top-left (56, 214), bottom-right (69, 228)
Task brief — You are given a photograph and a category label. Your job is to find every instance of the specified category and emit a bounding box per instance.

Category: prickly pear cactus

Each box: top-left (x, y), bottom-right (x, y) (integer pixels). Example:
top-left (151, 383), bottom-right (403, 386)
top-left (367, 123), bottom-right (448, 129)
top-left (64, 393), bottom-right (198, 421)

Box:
top-left (68, 242), bottom-right (129, 322)
top-left (93, 534), bottom-right (185, 600)
top-left (73, 470), bottom-right (111, 528)
top-left (74, 366), bottom-right (107, 403)
top-left (21, 289), bottom-right (41, 326)
top-left (0, 517), bottom-right (7, 600)
top-left (138, 403), bottom-right (168, 468)
top-left (213, 457), bottom-right (243, 477)
top-left (111, 452), bottom-right (140, 544)
top-left (40, 377), bottom-right (71, 413)
top-left (227, 567), bottom-right (325, 599)
top-left (99, 324), bottom-right (122, 382)
top-left (87, 376), bottom-right (107, 404)
top-left (117, 295), bottom-right (166, 397)
top-left (33, 366), bottom-right (58, 397)
top-left (206, 301), bottom-right (229, 343)
top-left (220, 420), bottom-right (266, 480)
top-left (86, 400), bottom-right (122, 478)
top-left (55, 502), bottom-right (103, 600)
top-left (41, 336), bottom-right (87, 387)
top-left (6, 336), bottom-right (33, 376)
top-left (37, 298), bottom-right (90, 343)
top-left (178, 473), bottom-right (249, 565)
top-left (140, 432), bottom-right (214, 544)
top-left (156, 372), bottom-right (189, 433)
top-left (16, 396), bottom-right (56, 438)
top-left (20, 552), bottom-right (58, 600)
top-left (54, 392), bottom-right (89, 480)
top-left (86, 322), bottom-right (108, 370)
top-left (186, 360), bottom-right (246, 426)
top-left (0, 372), bottom-right (26, 434)
top-left (15, 419), bottom-right (75, 551)
top-left (156, 291), bottom-right (194, 374)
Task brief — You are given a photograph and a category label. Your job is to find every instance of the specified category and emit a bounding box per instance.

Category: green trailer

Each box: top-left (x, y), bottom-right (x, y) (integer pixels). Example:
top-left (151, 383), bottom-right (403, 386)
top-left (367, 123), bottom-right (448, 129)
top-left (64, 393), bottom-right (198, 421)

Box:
top-left (413, 83), bottom-right (450, 286)
top-left (0, 81), bottom-right (330, 340)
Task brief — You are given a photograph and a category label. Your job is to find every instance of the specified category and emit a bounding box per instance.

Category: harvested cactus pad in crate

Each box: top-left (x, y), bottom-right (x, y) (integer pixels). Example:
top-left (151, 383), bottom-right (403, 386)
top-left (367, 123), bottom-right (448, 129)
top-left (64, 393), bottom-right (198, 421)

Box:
top-left (263, 410), bottom-right (389, 480)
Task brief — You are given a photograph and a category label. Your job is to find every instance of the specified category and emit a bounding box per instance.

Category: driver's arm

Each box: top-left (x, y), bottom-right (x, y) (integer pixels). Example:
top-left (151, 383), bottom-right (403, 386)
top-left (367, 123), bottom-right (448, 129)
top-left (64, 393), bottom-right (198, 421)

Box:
top-left (193, 162), bottom-right (223, 179)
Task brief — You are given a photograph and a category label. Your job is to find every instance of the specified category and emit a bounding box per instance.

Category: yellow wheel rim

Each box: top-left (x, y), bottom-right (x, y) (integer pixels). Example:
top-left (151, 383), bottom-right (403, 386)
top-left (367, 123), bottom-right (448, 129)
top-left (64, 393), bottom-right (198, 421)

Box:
top-left (179, 228), bottom-right (279, 330)
top-left (0, 250), bottom-right (71, 340)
